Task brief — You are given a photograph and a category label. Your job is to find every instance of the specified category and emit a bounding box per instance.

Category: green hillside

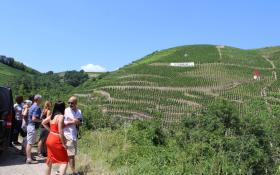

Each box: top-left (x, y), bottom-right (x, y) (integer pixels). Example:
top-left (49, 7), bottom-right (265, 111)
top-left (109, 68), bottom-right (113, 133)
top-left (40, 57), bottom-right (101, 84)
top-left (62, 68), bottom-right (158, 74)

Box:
top-left (0, 62), bottom-right (28, 85)
top-left (0, 60), bottom-right (73, 100)
top-left (72, 44), bottom-right (280, 174)
top-left (76, 44), bottom-right (280, 126)
top-left (2, 45), bottom-right (280, 174)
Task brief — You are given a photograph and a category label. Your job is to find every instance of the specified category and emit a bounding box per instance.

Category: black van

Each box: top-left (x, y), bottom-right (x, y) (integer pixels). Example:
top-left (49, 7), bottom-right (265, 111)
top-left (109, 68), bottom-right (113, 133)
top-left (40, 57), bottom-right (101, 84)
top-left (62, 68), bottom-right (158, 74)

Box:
top-left (0, 86), bottom-right (13, 153)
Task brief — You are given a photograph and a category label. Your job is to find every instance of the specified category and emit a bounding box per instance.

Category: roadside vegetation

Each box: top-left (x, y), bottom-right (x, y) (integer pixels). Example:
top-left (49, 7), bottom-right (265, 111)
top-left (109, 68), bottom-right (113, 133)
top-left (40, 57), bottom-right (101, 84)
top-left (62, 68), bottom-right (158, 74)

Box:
top-left (77, 100), bottom-right (280, 174)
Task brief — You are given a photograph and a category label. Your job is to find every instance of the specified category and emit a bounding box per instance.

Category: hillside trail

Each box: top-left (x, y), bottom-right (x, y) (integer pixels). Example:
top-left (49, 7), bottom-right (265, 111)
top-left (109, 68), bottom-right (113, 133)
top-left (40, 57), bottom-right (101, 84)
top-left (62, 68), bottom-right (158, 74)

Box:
top-left (118, 74), bottom-right (166, 79)
top-left (263, 55), bottom-right (276, 69)
top-left (216, 45), bottom-right (224, 60)
top-left (263, 55), bottom-right (277, 79)
top-left (74, 93), bottom-right (91, 97)
top-left (150, 62), bottom-right (273, 70)
top-left (261, 55), bottom-right (277, 116)
top-left (101, 81), bottom-right (243, 96)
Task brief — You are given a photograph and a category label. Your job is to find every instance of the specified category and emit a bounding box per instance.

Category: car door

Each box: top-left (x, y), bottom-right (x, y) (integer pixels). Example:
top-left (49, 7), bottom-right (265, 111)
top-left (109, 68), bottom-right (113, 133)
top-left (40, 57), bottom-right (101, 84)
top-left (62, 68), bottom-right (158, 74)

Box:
top-left (0, 86), bottom-right (13, 151)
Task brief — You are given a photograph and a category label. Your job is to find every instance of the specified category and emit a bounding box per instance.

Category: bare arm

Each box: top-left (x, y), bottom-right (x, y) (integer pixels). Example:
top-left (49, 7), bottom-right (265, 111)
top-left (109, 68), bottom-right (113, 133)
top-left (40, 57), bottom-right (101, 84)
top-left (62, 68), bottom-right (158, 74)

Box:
top-left (42, 116), bottom-right (51, 131)
top-left (22, 107), bottom-right (28, 121)
top-left (64, 118), bottom-right (81, 126)
top-left (42, 110), bottom-right (52, 130)
top-left (47, 110), bottom-right (52, 118)
top-left (75, 119), bottom-right (82, 125)
top-left (32, 116), bottom-right (42, 122)
top-left (58, 115), bottom-right (67, 148)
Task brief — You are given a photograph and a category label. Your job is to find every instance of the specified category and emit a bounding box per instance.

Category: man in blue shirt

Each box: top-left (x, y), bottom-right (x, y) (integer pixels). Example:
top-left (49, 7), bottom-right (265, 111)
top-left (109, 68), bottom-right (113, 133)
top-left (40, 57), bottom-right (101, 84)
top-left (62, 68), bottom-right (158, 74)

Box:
top-left (26, 94), bottom-right (42, 164)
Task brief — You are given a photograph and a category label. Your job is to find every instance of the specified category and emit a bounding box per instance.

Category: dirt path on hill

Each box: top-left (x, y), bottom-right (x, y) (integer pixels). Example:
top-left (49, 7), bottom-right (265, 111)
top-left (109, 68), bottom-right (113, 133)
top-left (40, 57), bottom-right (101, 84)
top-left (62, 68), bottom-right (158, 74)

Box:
top-left (263, 56), bottom-right (276, 69)
top-left (118, 74), bottom-right (166, 79)
top-left (94, 90), bottom-right (111, 100)
top-left (101, 82), bottom-right (243, 96)
top-left (261, 55), bottom-right (277, 116)
top-left (74, 93), bottom-right (91, 97)
top-left (263, 55), bottom-right (277, 80)
top-left (216, 45), bottom-right (224, 60)
top-left (150, 62), bottom-right (274, 70)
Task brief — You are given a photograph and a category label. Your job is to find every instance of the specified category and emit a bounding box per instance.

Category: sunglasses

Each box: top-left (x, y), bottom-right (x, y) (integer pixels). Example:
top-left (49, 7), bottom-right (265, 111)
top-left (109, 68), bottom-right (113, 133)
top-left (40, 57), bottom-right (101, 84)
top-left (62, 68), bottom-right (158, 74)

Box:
top-left (68, 102), bottom-right (75, 105)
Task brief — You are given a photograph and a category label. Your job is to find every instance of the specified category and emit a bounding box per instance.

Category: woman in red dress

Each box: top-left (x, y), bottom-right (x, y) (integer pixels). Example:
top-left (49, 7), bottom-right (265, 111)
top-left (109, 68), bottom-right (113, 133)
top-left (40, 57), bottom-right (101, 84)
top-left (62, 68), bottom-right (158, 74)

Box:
top-left (42, 101), bottom-right (69, 175)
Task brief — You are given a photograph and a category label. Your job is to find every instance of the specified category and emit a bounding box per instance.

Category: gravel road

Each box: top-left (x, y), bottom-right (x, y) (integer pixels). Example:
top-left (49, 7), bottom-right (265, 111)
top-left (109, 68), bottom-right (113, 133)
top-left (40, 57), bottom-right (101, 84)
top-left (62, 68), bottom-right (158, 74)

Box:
top-left (0, 145), bottom-right (59, 175)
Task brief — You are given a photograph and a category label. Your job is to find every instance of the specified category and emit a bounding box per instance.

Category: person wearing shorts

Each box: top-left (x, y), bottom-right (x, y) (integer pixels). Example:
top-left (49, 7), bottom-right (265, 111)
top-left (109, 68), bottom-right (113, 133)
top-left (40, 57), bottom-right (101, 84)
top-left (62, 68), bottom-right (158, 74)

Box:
top-left (26, 94), bottom-right (42, 164)
top-left (63, 96), bottom-right (82, 175)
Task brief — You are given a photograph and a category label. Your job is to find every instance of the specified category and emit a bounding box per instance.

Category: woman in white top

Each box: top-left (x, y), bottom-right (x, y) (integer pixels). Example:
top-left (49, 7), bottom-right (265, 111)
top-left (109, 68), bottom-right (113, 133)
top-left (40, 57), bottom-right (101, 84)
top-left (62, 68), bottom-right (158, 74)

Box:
top-left (13, 96), bottom-right (24, 145)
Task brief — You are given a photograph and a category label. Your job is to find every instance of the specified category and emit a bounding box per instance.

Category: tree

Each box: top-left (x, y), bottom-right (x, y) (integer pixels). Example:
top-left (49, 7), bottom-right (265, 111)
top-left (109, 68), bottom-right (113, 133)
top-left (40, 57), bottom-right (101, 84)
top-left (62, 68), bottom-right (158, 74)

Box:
top-left (64, 70), bottom-right (89, 87)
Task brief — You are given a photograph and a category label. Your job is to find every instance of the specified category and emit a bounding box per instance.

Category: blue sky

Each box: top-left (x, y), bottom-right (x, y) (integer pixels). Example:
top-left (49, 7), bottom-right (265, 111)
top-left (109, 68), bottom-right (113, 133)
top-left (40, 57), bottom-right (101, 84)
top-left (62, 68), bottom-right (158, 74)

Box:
top-left (0, 0), bottom-right (279, 73)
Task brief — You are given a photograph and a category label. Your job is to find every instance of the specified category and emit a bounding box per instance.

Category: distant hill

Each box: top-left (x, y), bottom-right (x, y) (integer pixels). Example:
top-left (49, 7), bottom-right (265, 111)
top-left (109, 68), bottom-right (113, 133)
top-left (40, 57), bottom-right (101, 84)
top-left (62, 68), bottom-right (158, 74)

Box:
top-left (0, 55), bottom-right (40, 74)
top-left (76, 44), bottom-right (280, 126)
top-left (0, 55), bottom-right (40, 86)
top-left (0, 57), bottom-right (73, 99)
top-left (0, 62), bottom-right (29, 85)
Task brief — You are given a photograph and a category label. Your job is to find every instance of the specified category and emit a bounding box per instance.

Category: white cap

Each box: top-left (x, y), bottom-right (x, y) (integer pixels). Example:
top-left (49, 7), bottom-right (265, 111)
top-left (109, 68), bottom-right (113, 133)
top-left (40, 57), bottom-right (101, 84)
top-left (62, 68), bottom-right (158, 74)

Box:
top-left (24, 100), bottom-right (32, 105)
top-left (34, 94), bottom-right (42, 100)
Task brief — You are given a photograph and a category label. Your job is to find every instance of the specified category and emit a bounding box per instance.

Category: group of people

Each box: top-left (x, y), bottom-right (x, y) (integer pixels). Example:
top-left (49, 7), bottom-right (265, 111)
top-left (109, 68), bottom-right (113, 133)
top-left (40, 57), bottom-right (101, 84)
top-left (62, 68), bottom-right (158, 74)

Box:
top-left (11, 95), bottom-right (83, 175)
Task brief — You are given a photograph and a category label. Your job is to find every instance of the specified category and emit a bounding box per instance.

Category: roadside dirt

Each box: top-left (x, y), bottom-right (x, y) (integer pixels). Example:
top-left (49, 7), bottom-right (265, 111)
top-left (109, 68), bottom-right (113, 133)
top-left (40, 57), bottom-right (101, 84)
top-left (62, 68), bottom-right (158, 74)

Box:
top-left (0, 143), bottom-right (89, 175)
top-left (0, 145), bottom-right (50, 175)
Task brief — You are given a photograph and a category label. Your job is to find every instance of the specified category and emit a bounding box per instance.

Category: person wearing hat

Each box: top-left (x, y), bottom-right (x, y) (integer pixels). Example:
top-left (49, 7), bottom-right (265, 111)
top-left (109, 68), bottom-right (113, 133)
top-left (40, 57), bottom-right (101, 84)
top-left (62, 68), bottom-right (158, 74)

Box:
top-left (12, 96), bottom-right (24, 145)
top-left (26, 94), bottom-right (43, 164)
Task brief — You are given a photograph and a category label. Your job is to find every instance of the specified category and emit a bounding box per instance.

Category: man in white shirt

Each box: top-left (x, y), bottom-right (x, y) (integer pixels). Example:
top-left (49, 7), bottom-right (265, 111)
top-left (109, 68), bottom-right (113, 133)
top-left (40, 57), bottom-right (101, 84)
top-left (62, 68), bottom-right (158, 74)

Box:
top-left (64, 96), bottom-right (82, 175)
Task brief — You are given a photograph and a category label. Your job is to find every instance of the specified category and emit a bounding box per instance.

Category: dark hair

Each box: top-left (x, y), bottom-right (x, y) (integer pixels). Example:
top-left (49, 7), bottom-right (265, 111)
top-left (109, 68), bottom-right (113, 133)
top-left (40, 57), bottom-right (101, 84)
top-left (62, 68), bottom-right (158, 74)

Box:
top-left (51, 101), bottom-right (65, 120)
top-left (15, 96), bottom-right (23, 104)
top-left (29, 95), bottom-right (34, 103)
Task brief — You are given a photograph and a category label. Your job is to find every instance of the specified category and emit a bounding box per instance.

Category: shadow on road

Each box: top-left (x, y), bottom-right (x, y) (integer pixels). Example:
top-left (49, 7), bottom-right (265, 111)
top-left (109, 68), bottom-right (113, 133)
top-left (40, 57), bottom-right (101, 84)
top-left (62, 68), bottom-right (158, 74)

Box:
top-left (0, 146), bottom-right (26, 166)
top-left (0, 145), bottom-right (88, 175)
top-left (0, 145), bottom-right (45, 166)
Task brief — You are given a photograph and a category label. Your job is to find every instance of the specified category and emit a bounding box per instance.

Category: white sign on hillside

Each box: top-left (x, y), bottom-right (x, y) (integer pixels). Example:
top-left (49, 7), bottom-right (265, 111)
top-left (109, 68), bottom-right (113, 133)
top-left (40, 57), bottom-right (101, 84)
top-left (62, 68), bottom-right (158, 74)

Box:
top-left (170, 62), bottom-right (195, 67)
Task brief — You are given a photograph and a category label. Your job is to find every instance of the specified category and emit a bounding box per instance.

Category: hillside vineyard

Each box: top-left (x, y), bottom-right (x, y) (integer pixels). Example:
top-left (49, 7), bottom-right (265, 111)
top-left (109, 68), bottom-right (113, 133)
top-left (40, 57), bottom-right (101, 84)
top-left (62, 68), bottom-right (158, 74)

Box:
top-left (76, 45), bottom-right (280, 127)
top-left (3, 44), bottom-right (280, 174)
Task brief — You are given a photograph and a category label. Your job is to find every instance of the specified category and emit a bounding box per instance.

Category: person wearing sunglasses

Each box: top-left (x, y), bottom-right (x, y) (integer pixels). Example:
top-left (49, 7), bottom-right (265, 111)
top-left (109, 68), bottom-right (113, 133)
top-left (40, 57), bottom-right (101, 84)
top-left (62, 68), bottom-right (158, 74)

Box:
top-left (63, 96), bottom-right (83, 175)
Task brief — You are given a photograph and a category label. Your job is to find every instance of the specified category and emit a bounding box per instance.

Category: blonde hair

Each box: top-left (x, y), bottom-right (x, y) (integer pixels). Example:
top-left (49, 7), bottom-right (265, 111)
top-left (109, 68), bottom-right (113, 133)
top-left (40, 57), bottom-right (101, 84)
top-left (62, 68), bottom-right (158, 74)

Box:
top-left (44, 101), bottom-right (52, 111)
